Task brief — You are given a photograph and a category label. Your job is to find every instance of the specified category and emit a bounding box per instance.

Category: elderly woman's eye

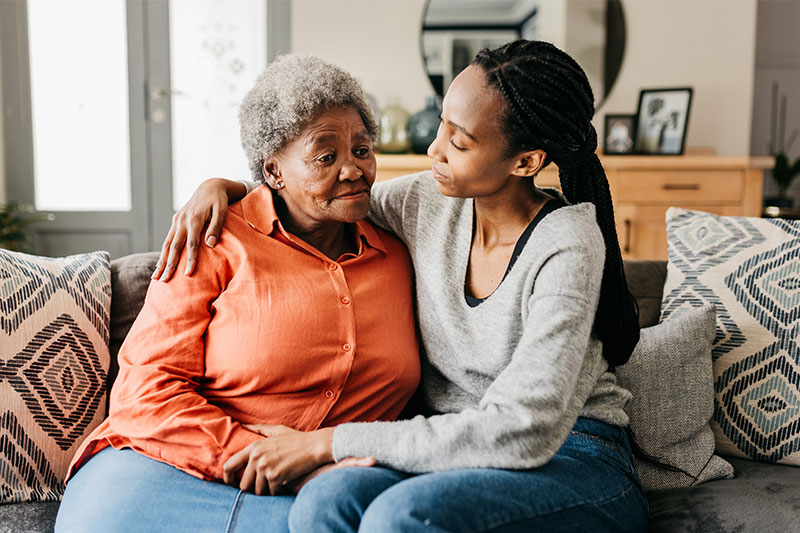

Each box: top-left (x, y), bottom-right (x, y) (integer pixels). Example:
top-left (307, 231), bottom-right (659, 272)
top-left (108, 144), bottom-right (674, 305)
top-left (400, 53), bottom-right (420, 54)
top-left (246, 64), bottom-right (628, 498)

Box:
top-left (317, 153), bottom-right (336, 163)
top-left (354, 147), bottom-right (371, 157)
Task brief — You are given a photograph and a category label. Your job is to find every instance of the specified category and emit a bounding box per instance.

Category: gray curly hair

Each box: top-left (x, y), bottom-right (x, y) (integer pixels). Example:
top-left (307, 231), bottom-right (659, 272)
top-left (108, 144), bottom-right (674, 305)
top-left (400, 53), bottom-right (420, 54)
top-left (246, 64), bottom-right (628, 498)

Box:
top-left (239, 54), bottom-right (378, 184)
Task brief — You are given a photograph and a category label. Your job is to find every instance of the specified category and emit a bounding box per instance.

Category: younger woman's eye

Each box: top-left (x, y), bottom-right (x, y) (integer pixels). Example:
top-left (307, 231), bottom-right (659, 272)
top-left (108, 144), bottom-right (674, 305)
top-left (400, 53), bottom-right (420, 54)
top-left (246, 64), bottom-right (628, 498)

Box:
top-left (450, 139), bottom-right (466, 151)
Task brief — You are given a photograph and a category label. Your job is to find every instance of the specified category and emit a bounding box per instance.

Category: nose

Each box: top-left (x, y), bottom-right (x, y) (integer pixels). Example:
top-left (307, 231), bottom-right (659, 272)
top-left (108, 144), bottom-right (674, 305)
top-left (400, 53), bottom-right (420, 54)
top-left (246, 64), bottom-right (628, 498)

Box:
top-left (427, 122), bottom-right (445, 162)
top-left (339, 157), bottom-right (363, 182)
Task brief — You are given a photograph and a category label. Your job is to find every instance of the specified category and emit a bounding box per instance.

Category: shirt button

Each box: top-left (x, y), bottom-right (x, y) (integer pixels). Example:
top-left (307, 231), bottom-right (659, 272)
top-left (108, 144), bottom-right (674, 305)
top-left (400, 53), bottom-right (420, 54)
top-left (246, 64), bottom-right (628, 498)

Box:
top-left (341, 297), bottom-right (350, 305)
top-left (324, 389), bottom-right (335, 399)
top-left (329, 263), bottom-right (338, 271)
top-left (343, 343), bottom-right (352, 351)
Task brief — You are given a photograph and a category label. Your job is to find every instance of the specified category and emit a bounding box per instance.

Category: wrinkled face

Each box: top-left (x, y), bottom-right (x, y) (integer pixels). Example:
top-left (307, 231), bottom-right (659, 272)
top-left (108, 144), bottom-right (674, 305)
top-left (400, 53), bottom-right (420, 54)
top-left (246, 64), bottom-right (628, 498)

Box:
top-left (427, 65), bottom-right (521, 198)
top-left (265, 107), bottom-right (376, 229)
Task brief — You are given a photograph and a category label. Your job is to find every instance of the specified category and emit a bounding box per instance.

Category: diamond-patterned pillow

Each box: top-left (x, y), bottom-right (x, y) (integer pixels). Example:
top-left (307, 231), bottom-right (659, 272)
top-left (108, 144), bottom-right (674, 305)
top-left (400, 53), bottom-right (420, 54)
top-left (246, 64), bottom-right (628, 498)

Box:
top-left (1, 249), bottom-right (111, 503)
top-left (661, 208), bottom-right (800, 465)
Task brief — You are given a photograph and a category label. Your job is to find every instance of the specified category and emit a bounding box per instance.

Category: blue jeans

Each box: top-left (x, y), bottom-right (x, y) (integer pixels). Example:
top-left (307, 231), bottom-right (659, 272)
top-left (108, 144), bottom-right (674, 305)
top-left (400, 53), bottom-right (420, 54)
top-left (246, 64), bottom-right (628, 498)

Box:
top-left (55, 448), bottom-right (294, 533)
top-left (289, 418), bottom-right (648, 532)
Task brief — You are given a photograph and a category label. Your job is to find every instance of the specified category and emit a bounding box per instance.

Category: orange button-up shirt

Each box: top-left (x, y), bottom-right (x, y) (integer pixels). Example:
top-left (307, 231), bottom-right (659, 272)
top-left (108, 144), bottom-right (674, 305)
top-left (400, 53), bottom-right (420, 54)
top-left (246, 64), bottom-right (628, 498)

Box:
top-left (68, 186), bottom-right (420, 481)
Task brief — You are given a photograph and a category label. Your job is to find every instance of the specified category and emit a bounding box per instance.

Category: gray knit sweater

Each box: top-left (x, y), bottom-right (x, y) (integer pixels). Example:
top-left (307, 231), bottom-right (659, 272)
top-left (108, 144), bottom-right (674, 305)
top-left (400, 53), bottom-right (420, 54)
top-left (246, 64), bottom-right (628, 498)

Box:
top-left (330, 172), bottom-right (631, 473)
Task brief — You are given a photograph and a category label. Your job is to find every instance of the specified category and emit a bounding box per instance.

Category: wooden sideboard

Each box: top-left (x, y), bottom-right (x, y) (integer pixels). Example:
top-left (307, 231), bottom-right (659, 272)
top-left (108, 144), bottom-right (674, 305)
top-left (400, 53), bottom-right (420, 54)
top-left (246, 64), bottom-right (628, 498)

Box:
top-left (375, 153), bottom-right (773, 260)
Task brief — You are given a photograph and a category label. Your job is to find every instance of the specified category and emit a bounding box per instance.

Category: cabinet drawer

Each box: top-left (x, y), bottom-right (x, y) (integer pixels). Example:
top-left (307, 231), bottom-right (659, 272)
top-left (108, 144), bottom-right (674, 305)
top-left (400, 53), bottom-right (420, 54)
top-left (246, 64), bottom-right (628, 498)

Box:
top-left (616, 204), bottom-right (743, 260)
top-left (614, 171), bottom-right (743, 203)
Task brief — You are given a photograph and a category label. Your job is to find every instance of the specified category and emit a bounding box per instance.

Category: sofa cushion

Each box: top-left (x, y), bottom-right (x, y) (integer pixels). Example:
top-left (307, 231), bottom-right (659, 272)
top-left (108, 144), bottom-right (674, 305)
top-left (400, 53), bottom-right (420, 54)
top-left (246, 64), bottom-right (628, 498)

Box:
top-left (108, 251), bottom-right (160, 387)
top-left (0, 250), bottom-right (110, 503)
top-left (660, 208), bottom-right (800, 465)
top-left (624, 259), bottom-right (667, 328)
top-left (617, 305), bottom-right (733, 490)
top-left (0, 501), bottom-right (60, 533)
top-left (647, 456), bottom-right (800, 532)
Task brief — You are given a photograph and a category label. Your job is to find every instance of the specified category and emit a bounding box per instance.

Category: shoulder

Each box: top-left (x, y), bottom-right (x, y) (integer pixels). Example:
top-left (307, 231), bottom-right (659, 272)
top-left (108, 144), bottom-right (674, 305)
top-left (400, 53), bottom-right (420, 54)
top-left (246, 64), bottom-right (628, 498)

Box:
top-left (372, 171), bottom-right (442, 206)
top-left (369, 225), bottom-right (414, 272)
top-left (541, 202), bottom-right (603, 250)
top-left (527, 202), bottom-right (605, 276)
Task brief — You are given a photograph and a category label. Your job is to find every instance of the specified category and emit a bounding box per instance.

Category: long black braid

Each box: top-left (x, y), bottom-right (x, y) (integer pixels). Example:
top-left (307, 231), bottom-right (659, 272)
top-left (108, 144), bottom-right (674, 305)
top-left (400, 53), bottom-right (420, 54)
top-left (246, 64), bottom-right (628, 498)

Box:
top-left (473, 40), bottom-right (639, 367)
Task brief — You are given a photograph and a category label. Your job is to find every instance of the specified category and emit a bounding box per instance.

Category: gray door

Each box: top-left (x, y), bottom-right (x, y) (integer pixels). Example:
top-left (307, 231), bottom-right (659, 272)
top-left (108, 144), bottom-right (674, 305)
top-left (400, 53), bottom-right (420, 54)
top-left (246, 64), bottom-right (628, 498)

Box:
top-left (1, 0), bottom-right (150, 258)
top-left (1, 0), bottom-right (289, 259)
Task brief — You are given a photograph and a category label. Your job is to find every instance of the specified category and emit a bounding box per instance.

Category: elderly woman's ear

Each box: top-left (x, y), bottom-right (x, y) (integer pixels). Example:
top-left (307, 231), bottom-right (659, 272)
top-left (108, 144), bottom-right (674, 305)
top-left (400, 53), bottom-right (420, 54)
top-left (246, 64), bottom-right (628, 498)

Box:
top-left (261, 160), bottom-right (285, 190)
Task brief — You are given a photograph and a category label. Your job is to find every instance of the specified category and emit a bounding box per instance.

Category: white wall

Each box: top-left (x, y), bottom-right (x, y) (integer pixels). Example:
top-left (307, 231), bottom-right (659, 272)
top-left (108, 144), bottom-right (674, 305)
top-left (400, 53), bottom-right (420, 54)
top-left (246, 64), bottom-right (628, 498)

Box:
top-left (599, 0), bottom-right (757, 156)
top-left (291, 0), bottom-right (757, 156)
top-left (290, 0), bottom-right (434, 115)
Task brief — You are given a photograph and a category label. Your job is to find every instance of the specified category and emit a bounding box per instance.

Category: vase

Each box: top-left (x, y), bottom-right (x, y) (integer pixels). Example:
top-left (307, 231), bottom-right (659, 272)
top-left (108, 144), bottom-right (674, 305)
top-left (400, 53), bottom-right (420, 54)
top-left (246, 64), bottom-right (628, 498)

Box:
top-left (376, 99), bottom-right (411, 154)
top-left (408, 96), bottom-right (441, 154)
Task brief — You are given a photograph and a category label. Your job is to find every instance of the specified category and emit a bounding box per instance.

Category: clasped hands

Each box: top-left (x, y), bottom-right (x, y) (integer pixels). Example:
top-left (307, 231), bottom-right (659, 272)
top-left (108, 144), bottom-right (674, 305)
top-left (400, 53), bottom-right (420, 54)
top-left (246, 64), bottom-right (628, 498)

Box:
top-left (222, 423), bottom-right (375, 496)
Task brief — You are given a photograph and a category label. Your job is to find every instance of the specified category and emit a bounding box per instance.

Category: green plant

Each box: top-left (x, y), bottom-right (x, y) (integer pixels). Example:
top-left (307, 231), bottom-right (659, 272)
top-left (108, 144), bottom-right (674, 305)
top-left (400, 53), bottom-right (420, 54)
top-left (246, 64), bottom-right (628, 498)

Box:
top-left (0, 202), bottom-right (54, 252)
top-left (768, 82), bottom-right (800, 199)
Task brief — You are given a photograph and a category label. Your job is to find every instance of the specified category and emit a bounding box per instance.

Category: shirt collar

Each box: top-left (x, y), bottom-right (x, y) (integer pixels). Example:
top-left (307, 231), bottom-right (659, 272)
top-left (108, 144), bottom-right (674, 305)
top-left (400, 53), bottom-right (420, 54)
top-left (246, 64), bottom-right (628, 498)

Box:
top-left (240, 185), bottom-right (387, 254)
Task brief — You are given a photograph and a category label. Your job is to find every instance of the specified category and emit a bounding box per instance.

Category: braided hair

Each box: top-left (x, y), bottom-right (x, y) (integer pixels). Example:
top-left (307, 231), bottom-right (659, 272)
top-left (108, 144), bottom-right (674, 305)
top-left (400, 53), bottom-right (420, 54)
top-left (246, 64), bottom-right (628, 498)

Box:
top-left (473, 40), bottom-right (639, 367)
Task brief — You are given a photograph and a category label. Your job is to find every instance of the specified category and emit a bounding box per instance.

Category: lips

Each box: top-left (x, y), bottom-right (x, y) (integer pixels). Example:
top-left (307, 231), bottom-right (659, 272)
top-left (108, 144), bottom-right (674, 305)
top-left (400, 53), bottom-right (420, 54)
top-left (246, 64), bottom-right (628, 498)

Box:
top-left (335, 188), bottom-right (369, 199)
top-left (431, 166), bottom-right (450, 182)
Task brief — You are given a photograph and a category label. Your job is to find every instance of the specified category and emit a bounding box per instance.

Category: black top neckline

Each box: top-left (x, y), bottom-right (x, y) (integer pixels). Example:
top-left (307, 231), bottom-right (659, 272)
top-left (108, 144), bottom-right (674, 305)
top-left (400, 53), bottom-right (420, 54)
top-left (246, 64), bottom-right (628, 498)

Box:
top-left (465, 198), bottom-right (566, 307)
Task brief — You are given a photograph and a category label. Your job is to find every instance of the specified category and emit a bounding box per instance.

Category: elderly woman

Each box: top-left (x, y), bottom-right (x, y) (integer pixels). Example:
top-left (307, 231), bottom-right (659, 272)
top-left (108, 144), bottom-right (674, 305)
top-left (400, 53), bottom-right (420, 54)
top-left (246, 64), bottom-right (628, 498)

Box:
top-left (54, 55), bottom-right (420, 533)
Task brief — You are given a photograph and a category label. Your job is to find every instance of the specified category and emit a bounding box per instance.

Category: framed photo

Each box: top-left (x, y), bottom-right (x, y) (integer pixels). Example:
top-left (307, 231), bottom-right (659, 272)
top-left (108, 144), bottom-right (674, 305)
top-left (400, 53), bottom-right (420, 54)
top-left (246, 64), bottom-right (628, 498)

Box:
top-left (634, 88), bottom-right (693, 155)
top-left (603, 114), bottom-right (636, 154)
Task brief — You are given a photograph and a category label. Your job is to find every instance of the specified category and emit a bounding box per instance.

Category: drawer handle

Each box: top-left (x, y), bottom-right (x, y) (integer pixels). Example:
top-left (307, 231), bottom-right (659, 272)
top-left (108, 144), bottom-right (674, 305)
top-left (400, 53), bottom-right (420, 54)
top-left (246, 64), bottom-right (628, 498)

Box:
top-left (623, 219), bottom-right (631, 254)
top-left (662, 183), bottom-right (700, 190)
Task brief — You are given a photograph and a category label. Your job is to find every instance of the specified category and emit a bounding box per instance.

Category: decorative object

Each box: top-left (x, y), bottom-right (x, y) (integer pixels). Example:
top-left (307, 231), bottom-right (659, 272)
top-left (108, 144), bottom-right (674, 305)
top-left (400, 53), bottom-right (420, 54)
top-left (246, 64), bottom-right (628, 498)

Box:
top-left (660, 207), bottom-right (800, 465)
top-left (376, 99), bottom-right (411, 154)
top-left (420, 0), bottom-right (627, 107)
top-left (766, 82), bottom-right (800, 208)
top-left (408, 96), bottom-right (442, 154)
top-left (603, 114), bottom-right (636, 154)
top-left (0, 249), bottom-right (111, 503)
top-left (0, 203), bottom-right (54, 252)
top-left (634, 88), bottom-right (693, 155)
top-left (616, 305), bottom-right (734, 490)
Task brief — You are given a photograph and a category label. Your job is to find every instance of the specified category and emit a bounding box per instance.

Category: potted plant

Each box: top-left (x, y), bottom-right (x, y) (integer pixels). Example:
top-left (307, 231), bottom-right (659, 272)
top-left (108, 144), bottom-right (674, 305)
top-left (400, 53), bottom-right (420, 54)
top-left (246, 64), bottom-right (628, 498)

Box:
top-left (767, 82), bottom-right (800, 208)
top-left (0, 202), bottom-right (54, 252)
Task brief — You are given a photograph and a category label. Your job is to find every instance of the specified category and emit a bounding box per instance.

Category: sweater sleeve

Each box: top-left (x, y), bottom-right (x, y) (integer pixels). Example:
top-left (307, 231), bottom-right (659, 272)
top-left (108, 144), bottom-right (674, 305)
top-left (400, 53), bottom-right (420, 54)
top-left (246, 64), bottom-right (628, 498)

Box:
top-left (108, 245), bottom-right (262, 481)
top-left (332, 241), bottom-right (607, 473)
top-left (367, 173), bottom-right (427, 241)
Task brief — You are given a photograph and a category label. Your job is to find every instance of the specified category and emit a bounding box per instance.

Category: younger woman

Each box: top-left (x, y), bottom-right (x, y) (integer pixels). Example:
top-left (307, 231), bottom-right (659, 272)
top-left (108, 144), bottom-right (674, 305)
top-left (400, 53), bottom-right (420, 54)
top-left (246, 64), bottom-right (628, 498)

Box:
top-left (158, 41), bottom-right (648, 532)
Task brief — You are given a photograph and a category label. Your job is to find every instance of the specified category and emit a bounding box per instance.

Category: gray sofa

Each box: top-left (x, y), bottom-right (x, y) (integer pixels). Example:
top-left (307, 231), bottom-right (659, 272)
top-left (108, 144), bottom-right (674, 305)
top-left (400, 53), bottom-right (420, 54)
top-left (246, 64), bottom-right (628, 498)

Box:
top-left (2, 253), bottom-right (799, 532)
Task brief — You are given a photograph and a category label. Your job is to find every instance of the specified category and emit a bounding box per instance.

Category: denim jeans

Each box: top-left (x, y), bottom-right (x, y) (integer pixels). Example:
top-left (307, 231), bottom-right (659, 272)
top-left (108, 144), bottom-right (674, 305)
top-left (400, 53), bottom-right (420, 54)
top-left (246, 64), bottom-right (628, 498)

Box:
top-left (55, 447), bottom-right (294, 533)
top-left (289, 417), bottom-right (648, 532)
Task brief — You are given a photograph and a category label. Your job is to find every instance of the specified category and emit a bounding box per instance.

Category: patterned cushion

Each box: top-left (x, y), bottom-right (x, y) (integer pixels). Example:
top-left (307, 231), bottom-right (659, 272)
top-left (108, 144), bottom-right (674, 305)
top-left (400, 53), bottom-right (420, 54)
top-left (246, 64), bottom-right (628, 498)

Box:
top-left (617, 305), bottom-right (733, 490)
top-left (0, 249), bottom-right (111, 503)
top-left (661, 208), bottom-right (800, 465)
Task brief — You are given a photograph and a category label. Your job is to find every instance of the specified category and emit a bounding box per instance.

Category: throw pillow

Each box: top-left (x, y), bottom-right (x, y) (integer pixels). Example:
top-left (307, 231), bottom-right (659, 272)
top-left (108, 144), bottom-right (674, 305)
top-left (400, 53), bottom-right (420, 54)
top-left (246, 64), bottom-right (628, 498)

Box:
top-left (0, 249), bottom-right (111, 503)
top-left (661, 208), bottom-right (800, 465)
top-left (617, 305), bottom-right (734, 490)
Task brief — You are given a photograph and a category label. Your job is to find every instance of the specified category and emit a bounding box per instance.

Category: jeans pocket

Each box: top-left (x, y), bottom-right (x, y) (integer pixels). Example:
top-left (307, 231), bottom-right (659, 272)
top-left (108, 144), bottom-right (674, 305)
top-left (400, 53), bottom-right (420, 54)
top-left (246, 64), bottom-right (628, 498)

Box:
top-left (567, 429), bottom-right (633, 473)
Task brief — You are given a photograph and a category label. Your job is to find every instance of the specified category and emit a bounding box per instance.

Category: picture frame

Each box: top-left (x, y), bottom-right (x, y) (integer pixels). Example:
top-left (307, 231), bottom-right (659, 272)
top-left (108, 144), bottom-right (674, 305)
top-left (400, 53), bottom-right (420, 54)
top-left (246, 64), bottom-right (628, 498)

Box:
top-left (634, 87), bottom-right (693, 155)
top-left (603, 114), bottom-right (637, 155)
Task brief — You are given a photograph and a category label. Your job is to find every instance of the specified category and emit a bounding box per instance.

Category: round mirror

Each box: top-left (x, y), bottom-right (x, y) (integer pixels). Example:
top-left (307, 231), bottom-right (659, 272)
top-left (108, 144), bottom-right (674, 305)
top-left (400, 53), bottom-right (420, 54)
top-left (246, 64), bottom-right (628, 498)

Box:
top-left (421, 0), bottom-right (625, 109)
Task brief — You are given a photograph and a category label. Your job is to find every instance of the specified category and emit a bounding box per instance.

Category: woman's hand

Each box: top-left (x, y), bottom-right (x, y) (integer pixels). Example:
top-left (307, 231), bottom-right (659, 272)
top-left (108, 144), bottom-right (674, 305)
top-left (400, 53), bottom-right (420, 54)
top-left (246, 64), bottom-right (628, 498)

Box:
top-left (222, 425), bottom-right (336, 496)
top-left (152, 178), bottom-right (247, 281)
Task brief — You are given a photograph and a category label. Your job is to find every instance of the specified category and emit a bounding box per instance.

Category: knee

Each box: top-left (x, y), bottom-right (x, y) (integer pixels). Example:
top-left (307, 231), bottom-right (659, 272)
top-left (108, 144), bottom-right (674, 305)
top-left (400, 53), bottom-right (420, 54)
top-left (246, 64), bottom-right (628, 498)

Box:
top-left (359, 486), bottom-right (433, 533)
top-left (290, 467), bottom-right (394, 533)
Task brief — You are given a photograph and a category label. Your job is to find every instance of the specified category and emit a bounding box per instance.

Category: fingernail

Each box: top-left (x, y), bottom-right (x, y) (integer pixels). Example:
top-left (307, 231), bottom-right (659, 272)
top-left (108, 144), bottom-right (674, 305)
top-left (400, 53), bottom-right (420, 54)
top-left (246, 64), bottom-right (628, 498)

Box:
top-left (184, 261), bottom-right (194, 275)
top-left (206, 236), bottom-right (217, 247)
top-left (151, 271), bottom-right (158, 279)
